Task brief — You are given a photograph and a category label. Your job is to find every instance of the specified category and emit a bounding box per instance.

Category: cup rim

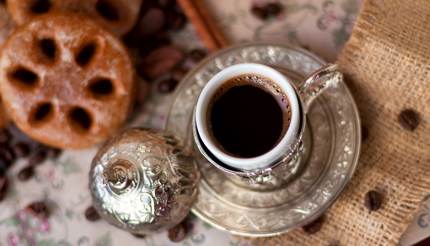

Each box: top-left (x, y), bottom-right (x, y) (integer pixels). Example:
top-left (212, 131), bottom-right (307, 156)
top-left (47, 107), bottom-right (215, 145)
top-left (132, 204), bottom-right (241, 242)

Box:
top-left (195, 63), bottom-right (300, 170)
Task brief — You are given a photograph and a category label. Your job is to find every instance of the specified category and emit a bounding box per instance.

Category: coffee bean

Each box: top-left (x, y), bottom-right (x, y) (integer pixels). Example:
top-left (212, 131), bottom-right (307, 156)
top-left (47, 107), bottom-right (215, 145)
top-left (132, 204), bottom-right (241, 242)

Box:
top-left (131, 233), bottom-right (146, 238)
top-left (26, 201), bottom-right (50, 219)
top-left (251, 2), bottom-right (283, 20)
top-left (0, 129), bottom-right (11, 144)
top-left (171, 66), bottom-right (188, 81)
top-left (364, 190), bottom-right (383, 211)
top-left (301, 44), bottom-right (311, 51)
top-left (0, 156), bottom-right (11, 176)
top-left (168, 222), bottom-right (187, 242)
top-left (181, 49), bottom-right (207, 70)
top-left (265, 3), bottom-right (283, 16)
top-left (251, 6), bottom-right (267, 20)
top-left (188, 49), bottom-right (207, 61)
top-left (29, 148), bottom-right (48, 166)
top-left (0, 176), bottom-right (8, 201)
top-left (145, 32), bottom-right (172, 54)
top-left (0, 160), bottom-right (7, 176)
top-left (157, 0), bottom-right (175, 8)
top-left (138, 8), bottom-right (166, 37)
top-left (140, 46), bottom-right (184, 80)
top-left (13, 142), bottom-right (31, 158)
top-left (398, 109), bottom-right (421, 131)
top-left (46, 147), bottom-right (62, 160)
top-left (302, 215), bottom-right (325, 234)
top-left (361, 126), bottom-right (368, 141)
top-left (157, 77), bottom-right (178, 94)
top-left (166, 10), bottom-right (187, 30)
top-left (17, 166), bottom-right (34, 181)
top-left (0, 144), bottom-right (15, 164)
top-left (85, 206), bottom-right (101, 221)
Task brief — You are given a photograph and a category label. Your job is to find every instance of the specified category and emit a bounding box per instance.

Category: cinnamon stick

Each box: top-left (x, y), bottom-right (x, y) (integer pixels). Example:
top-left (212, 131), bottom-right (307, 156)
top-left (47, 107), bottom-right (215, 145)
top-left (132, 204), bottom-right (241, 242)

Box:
top-left (191, 0), bottom-right (229, 48)
top-left (177, 0), bottom-right (229, 51)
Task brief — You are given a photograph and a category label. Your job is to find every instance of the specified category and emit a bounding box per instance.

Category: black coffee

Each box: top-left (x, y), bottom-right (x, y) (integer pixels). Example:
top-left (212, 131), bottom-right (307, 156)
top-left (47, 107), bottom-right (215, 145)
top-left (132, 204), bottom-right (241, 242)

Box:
top-left (208, 74), bottom-right (291, 158)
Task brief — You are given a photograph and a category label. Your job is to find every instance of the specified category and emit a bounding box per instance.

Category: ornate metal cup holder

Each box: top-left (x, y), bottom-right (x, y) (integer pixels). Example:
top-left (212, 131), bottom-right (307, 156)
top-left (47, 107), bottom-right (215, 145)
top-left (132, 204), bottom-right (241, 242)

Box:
top-left (166, 43), bottom-right (361, 237)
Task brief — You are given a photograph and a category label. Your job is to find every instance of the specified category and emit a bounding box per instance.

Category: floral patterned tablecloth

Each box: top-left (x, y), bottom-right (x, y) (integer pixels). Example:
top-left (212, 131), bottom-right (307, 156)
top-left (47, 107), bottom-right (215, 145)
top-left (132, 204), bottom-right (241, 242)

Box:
top-left (0, 0), bottom-right (428, 245)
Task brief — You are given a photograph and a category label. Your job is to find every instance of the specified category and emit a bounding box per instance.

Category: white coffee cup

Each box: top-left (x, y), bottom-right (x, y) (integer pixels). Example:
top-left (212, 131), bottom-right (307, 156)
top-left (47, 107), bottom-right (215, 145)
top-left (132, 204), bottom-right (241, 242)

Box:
top-left (195, 63), bottom-right (301, 170)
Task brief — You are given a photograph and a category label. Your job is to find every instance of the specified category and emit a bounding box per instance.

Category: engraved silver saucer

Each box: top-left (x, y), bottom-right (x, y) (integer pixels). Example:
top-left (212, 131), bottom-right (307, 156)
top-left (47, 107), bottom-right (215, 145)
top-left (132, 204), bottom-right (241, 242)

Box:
top-left (165, 43), bottom-right (361, 237)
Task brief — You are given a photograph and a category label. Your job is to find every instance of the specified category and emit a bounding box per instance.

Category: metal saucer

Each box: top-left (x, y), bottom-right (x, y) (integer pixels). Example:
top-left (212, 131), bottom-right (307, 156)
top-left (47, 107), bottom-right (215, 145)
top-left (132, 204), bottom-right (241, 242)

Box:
top-left (165, 43), bottom-right (361, 237)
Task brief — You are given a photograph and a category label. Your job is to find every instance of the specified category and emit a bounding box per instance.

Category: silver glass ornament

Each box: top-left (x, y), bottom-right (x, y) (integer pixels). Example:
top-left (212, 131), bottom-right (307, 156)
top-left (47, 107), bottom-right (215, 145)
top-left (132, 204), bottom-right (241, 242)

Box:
top-left (89, 128), bottom-right (199, 235)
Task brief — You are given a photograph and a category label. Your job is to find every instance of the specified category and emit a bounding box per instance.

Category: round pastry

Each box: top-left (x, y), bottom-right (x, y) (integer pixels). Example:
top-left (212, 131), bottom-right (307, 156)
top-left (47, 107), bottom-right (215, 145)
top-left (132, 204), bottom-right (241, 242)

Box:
top-left (7, 0), bottom-right (142, 36)
top-left (0, 13), bottom-right (135, 148)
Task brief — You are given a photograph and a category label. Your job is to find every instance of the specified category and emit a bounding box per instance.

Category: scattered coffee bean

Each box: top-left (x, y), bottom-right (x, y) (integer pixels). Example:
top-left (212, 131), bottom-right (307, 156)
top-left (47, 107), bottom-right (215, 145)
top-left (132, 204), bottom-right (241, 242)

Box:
top-left (0, 144), bottom-right (15, 164)
top-left (140, 46), bottom-right (184, 80)
top-left (265, 2), bottom-right (284, 16)
top-left (0, 156), bottom-right (11, 176)
top-left (251, 6), bottom-right (266, 20)
top-left (0, 129), bottom-right (11, 144)
top-left (138, 7), bottom-right (166, 37)
top-left (0, 161), bottom-right (7, 176)
top-left (361, 126), bottom-right (368, 141)
top-left (251, 2), bottom-right (283, 20)
top-left (29, 148), bottom-right (48, 166)
top-left (398, 109), bottom-right (421, 131)
top-left (181, 49), bottom-right (207, 70)
top-left (46, 147), bottom-right (62, 160)
top-left (168, 222), bottom-right (188, 242)
top-left (132, 233), bottom-right (146, 238)
top-left (301, 44), bottom-right (311, 51)
top-left (26, 201), bottom-right (50, 219)
top-left (171, 66), bottom-right (188, 81)
top-left (134, 32), bottom-right (172, 56)
top-left (13, 142), bottom-right (31, 158)
top-left (364, 190), bottom-right (383, 211)
top-left (0, 176), bottom-right (8, 201)
top-left (157, 77), bottom-right (178, 94)
top-left (17, 165), bottom-right (34, 181)
top-left (85, 206), bottom-right (101, 222)
top-left (188, 49), bottom-right (207, 61)
top-left (157, 0), bottom-right (175, 8)
top-left (302, 215), bottom-right (325, 234)
top-left (166, 10), bottom-right (187, 30)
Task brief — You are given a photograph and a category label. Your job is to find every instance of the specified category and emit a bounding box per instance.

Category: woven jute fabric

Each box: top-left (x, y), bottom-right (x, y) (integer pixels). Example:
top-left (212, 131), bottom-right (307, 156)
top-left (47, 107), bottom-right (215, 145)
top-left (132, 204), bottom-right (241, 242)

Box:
top-left (246, 0), bottom-right (430, 245)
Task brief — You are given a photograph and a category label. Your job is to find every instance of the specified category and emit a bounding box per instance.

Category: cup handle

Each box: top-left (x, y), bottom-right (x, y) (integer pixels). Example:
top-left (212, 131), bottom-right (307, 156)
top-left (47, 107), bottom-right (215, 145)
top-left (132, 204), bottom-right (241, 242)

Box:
top-left (298, 63), bottom-right (343, 112)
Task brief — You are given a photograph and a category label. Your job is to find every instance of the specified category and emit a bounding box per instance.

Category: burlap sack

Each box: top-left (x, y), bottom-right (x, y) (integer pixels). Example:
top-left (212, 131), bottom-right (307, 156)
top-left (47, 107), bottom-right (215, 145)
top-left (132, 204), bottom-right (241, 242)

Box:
top-left (247, 0), bottom-right (430, 245)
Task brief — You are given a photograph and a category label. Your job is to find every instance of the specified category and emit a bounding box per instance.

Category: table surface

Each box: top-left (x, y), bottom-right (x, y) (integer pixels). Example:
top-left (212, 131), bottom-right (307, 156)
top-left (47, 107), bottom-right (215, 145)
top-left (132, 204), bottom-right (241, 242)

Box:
top-left (0, 0), bottom-right (429, 245)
